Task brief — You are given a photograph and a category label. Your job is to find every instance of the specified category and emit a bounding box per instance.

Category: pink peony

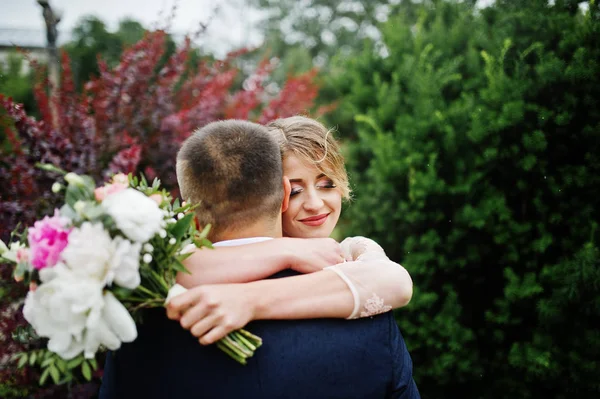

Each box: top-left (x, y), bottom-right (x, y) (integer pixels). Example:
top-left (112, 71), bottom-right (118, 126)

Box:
top-left (28, 211), bottom-right (72, 270)
top-left (94, 182), bottom-right (128, 202)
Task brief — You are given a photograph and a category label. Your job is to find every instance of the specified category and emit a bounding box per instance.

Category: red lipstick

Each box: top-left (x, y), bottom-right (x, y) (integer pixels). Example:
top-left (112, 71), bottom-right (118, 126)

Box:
top-left (299, 213), bottom-right (329, 227)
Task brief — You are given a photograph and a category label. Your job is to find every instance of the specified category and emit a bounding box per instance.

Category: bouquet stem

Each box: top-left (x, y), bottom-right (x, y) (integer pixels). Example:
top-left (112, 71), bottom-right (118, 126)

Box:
top-left (217, 329), bottom-right (263, 365)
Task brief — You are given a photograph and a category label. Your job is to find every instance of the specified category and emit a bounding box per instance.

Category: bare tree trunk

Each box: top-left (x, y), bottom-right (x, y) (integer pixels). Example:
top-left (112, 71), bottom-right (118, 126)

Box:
top-left (38, 0), bottom-right (61, 129)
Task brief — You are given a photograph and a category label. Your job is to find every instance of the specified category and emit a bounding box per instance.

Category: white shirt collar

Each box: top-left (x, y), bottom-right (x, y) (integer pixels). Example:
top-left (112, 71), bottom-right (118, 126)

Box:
top-left (213, 237), bottom-right (274, 247)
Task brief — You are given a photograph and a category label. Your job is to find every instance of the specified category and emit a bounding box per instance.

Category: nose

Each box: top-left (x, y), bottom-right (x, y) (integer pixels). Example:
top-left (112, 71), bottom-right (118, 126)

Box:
top-left (303, 188), bottom-right (325, 211)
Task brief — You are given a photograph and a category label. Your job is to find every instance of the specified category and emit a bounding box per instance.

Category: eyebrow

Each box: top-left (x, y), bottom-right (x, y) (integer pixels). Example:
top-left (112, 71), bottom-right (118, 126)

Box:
top-left (289, 173), bottom-right (326, 183)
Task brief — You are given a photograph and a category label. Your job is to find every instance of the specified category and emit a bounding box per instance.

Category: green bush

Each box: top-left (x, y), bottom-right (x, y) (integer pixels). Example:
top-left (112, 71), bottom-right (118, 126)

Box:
top-left (330, 0), bottom-right (600, 397)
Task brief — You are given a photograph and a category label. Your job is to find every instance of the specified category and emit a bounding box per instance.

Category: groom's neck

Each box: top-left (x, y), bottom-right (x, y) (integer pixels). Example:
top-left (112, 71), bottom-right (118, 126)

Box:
top-left (215, 219), bottom-right (282, 242)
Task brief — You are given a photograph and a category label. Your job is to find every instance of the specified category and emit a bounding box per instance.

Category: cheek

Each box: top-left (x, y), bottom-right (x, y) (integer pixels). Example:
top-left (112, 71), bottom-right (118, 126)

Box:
top-left (281, 201), bottom-right (299, 231)
top-left (326, 192), bottom-right (343, 215)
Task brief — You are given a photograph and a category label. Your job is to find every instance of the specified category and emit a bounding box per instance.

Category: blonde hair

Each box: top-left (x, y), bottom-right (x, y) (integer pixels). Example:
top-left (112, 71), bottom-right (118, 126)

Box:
top-left (266, 116), bottom-right (351, 200)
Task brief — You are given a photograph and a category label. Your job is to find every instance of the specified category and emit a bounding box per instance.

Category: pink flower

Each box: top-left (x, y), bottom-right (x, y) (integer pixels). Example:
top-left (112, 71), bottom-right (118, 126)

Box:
top-left (28, 211), bottom-right (71, 270)
top-left (94, 182), bottom-right (128, 202)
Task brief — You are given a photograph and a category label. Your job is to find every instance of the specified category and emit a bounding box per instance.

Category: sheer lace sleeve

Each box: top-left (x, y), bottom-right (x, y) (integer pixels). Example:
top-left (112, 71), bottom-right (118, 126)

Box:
top-left (325, 236), bottom-right (412, 319)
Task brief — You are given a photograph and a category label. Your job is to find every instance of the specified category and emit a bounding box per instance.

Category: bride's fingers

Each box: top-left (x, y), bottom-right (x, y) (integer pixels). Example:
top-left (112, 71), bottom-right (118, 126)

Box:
top-left (190, 314), bottom-right (220, 340)
top-left (199, 325), bottom-right (228, 346)
top-left (179, 303), bottom-right (210, 330)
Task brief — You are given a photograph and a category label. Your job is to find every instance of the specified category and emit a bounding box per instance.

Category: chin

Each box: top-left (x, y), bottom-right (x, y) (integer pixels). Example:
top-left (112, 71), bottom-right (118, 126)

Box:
top-left (307, 226), bottom-right (335, 239)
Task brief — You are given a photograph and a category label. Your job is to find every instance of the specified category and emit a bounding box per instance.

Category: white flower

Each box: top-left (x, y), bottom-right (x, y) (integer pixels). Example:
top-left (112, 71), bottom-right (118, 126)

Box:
top-left (143, 243), bottom-right (154, 253)
top-left (102, 189), bottom-right (164, 242)
top-left (108, 237), bottom-right (141, 289)
top-left (143, 254), bottom-right (152, 264)
top-left (165, 283), bottom-right (188, 305)
top-left (83, 291), bottom-right (138, 358)
top-left (169, 238), bottom-right (176, 245)
top-left (52, 182), bottom-right (63, 193)
top-left (23, 264), bottom-right (137, 360)
top-left (61, 223), bottom-right (113, 282)
top-left (61, 222), bottom-right (141, 289)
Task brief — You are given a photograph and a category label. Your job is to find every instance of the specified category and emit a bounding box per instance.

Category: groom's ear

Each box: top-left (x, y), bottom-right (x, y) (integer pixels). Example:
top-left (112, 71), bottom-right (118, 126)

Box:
top-left (281, 176), bottom-right (291, 213)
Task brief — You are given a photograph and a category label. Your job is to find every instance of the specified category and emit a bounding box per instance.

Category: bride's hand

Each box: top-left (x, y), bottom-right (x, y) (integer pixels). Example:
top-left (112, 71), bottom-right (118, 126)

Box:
top-left (166, 283), bottom-right (256, 345)
top-left (283, 237), bottom-right (346, 274)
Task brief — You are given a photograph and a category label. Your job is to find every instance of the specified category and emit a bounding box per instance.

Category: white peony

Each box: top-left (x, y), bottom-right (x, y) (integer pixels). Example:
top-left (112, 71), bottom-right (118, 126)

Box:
top-left (61, 222), bottom-right (113, 282)
top-left (102, 188), bottom-right (165, 243)
top-left (108, 236), bottom-right (141, 289)
top-left (23, 264), bottom-right (137, 359)
top-left (61, 222), bottom-right (142, 289)
top-left (82, 291), bottom-right (138, 358)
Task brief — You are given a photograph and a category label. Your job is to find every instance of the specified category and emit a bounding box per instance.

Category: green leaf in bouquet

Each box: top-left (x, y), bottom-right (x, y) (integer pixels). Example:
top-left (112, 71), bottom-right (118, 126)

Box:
top-left (56, 358), bottom-right (67, 373)
top-left (29, 351), bottom-right (37, 366)
top-left (66, 356), bottom-right (84, 369)
top-left (80, 202), bottom-right (105, 221)
top-left (13, 260), bottom-right (29, 280)
top-left (89, 358), bottom-right (98, 369)
top-left (81, 361), bottom-right (92, 381)
top-left (172, 258), bottom-right (191, 274)
top-left (40, 367), bottom-right (50, 385)
top-left (65, 184), bottom-right (92, 207)
top-left (81, 175), bottom-right (97, 197)
top-left (152, 177), bottom-right (161, 191)
top-left (110, 285), bottom-right (135, 301)
top-left (59, 204), bottom-right (78, 220)
top-left (173, 198), bottom-right (181, 209)
top-left (194, 237), bottom-right (213, 250)
top-left (170, 213), bottom-right (194, 241)
top-left (41, 357), bottom-right (54, 367)
top-left (49, 364), bottom-right (60, 384)
top-left (35, 163), bottom-right (67, 175)
top-left (16, 353), bottom-right (28, 368)
top-left (198, 224), bottom-right (212, 240)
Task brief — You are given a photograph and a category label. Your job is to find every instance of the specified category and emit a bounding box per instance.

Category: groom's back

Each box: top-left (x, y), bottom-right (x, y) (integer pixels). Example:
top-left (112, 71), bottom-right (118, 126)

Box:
top-left (101, 311), bottom-right (402, 399)
top-left (100, 271), bottom-right (417, 399)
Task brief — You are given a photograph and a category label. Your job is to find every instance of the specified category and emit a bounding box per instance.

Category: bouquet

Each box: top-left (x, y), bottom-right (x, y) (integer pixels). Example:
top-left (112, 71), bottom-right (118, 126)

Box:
top-left (0, 165), bottom-right (262, 385)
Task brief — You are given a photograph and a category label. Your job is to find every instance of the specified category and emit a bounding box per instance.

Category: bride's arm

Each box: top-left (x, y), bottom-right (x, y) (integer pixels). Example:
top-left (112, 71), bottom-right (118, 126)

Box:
top-left (167, 238), bottom-right (413, 344)
top-left (326, 236), bottom-right (413, 319)
top-left (175, 237), bottom-right (344, 287)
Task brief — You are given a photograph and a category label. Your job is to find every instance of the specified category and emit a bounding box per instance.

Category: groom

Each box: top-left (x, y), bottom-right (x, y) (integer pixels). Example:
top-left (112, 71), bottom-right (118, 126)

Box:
top-left (100, 120), bottom-right (419, 398)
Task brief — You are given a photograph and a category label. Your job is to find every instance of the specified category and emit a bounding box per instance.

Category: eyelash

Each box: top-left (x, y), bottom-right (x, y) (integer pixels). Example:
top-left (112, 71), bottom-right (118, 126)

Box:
top-left (290, 180), bottom-right (337, 197)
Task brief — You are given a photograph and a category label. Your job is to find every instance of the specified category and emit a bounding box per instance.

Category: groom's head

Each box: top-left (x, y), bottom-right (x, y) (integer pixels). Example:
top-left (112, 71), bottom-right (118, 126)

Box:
top-left (176, 120), bottom-right (289, 241)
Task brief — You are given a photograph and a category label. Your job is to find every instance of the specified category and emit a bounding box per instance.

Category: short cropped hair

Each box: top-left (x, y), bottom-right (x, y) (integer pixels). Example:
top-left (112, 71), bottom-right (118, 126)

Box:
top-left (176, 120), bottom-right (284, 241)
top-left (266, 116), bottom-right (351, 200)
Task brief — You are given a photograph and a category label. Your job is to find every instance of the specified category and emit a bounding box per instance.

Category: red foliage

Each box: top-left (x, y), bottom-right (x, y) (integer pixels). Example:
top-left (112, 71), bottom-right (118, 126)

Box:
top-left (1, 30), bottom-right (322, 242)
top-left (0, 28), bottom-right (325, 396)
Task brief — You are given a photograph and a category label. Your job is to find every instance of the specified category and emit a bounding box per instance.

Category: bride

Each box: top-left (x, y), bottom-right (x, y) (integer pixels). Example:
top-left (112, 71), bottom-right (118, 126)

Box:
top-left (168, 116), bottom-right (413, 344)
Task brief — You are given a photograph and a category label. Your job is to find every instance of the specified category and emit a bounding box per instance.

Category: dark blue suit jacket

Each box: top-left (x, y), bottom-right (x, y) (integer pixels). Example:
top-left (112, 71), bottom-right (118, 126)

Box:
top-left (99, 271), bottom-right (420, 398)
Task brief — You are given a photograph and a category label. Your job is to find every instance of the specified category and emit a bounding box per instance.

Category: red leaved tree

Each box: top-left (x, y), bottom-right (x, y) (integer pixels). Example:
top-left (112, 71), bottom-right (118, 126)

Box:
top-left (0, 28), bottom-right (324, 397)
